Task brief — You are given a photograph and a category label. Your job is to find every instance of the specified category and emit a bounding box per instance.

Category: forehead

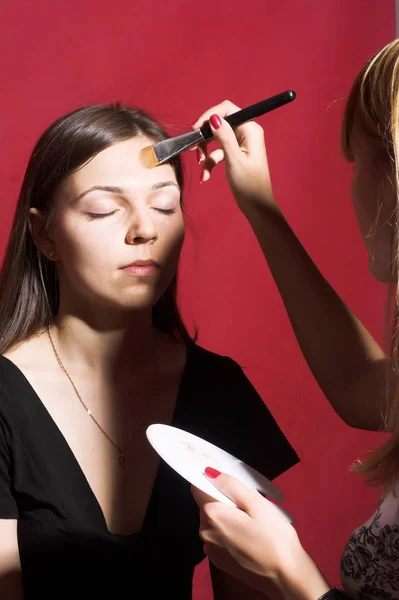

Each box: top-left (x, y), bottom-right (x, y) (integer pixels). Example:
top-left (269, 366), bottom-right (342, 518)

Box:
top-left (65, 136), bottom-right (177, 196)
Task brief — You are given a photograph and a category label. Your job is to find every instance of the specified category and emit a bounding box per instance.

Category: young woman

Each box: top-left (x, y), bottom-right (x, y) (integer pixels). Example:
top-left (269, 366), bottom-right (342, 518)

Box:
top-left (0, 103), bottom-right (298, 598)
top-left (192, 38), bottom-right (399, 600)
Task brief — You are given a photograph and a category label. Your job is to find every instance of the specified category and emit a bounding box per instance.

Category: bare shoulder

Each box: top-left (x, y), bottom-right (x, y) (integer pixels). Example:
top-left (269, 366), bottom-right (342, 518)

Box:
top-left (2, 329), bottom-right (51, 373)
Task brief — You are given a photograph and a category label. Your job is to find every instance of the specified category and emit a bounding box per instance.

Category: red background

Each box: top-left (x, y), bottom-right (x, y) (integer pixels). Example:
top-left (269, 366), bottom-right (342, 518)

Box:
top-left (0, 1), bottom-right (395, 596)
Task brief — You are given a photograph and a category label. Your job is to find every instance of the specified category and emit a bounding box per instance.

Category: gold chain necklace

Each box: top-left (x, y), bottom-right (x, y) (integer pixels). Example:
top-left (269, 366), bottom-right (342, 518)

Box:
top-left (46, 326), bottom-right (159, 467)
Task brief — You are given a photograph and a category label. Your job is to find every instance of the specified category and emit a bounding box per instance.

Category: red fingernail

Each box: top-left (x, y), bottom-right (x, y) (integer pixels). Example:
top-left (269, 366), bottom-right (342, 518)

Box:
top-left (205, 467), bottom-right (222, 479)
top-left (200, 170), bottom-right (205, 183)
top-left (210, 114), bottom-right (222, 130)
top-left (197, 149), bottom-right (203, 164)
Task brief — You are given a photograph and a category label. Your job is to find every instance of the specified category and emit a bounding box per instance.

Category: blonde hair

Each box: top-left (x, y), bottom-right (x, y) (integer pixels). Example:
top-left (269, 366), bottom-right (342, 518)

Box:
top-left (342, 39), bottom-right (399, 489)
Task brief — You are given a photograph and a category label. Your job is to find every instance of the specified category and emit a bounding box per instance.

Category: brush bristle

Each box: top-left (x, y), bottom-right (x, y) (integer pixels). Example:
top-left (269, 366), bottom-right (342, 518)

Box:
top-left (139, 145), bottom-right (159, 169)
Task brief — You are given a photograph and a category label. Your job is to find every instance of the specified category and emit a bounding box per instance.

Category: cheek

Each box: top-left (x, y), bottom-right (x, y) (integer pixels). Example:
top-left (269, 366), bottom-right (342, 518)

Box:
top-left (351, 170), bottom-right (382, 239)
top-left (155, 217), bottom-right (185, 295)
top-left (351, 173), bottom-right (396, 281)
top-left (51, 217), bottom-right (117, 278)
top-left (351, 175), bottom-right (369, 238)
top-left (161, 216), bottom-right (185, 262)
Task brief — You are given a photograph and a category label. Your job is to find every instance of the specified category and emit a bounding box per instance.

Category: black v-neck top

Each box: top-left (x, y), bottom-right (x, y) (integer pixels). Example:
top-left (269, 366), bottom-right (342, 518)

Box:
top-left (0, 344), bottom-right (299, 599)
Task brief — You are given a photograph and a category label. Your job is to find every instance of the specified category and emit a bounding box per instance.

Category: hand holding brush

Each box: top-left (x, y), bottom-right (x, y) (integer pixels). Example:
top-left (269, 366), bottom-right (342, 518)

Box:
top-left (140, 90), bottom-right (295, 170)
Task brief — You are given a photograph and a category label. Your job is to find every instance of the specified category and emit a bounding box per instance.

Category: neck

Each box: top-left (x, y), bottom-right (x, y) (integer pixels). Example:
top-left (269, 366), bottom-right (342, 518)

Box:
top-left (51, 308), bottom-right (158, 377)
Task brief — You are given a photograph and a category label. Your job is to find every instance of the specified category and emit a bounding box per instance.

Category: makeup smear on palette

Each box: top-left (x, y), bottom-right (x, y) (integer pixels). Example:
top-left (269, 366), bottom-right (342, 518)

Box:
top-left (146, 424), bottom-right (293, 522)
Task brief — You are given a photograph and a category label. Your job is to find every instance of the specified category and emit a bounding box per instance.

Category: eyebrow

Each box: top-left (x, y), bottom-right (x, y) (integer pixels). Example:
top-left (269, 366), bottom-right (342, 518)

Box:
top-left (73, 181), bottom-right (180, 203)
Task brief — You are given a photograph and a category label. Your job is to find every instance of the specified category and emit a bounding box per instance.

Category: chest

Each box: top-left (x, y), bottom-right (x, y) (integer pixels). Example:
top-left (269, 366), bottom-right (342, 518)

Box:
top-left (17, 367), bottom-right (182, 536)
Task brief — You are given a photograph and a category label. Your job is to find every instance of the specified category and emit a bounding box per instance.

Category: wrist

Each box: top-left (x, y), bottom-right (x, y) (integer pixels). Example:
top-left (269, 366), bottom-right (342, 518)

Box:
top-left (239, 196), bottom-right (286, 232)
top-left (237, 191), bottom-right (281, 219)
top-left (272, 544), bottom-right (331, 600)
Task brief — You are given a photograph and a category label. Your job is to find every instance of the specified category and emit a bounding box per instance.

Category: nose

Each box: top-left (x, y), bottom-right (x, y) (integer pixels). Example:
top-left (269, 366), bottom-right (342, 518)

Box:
top-left (126, 207), bottom-right (158, 245)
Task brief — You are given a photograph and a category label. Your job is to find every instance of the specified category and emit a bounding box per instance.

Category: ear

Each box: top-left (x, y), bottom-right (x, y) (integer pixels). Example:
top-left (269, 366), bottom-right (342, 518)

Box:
top-left (28, 208), bottom-right (57, 261)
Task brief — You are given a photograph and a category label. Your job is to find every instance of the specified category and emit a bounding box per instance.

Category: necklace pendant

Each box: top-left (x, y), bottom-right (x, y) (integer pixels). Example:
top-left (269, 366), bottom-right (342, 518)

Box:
top-left (118, 452), bottom-right (125, 467)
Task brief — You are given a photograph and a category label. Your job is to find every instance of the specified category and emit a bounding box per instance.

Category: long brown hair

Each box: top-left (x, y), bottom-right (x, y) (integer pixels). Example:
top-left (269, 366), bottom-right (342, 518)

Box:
top-left (341, 39), bottom-right (399, 489)
top-left (0, 103), bottom-right (194, 352)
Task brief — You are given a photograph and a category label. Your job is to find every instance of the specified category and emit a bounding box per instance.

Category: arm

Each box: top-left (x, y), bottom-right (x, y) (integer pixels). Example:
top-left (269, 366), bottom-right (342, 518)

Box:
top-left (0, 519), bottom-right (24, 599)
top-left (241, 202), bottom-right (389, 432)
top-left (194, 475), bottom-right (332, 600)
top-left (192, 101), bottom-right (391, 432)
top-left (210, 555), bottom-right (330, 600)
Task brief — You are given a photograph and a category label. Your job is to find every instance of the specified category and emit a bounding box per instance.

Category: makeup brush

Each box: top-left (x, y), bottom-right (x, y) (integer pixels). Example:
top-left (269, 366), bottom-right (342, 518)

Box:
top-left (140, 90), bottom-right (296, 168)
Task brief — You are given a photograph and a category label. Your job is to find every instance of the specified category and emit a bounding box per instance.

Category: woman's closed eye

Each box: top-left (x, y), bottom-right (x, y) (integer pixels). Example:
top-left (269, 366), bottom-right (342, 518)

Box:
top-left (88, 208), bottom-right (176, 219)
top-left (153, 207), bottom-right (176, 215)
top-left (88, 210), bottom-right (119, 220)
top-left (150, 188), bottom-right (180, 216)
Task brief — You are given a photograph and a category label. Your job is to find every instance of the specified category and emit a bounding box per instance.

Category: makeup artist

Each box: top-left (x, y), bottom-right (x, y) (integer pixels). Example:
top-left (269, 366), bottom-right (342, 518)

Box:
top-left (192, 39), bottom-right (399, 600)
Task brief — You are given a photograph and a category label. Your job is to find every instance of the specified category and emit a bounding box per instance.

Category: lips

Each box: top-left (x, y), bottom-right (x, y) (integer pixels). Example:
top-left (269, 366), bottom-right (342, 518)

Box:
top-left (121, 259), bottom-right (159, 269)
top-left (120, 259), bottom-right (159, 277)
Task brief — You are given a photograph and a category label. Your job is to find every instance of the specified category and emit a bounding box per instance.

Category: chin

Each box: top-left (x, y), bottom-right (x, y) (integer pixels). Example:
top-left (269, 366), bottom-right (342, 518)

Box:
top-left (119, 289), bottom-right (164, 311)
top-left (120, 298), bottom-right (158, 312)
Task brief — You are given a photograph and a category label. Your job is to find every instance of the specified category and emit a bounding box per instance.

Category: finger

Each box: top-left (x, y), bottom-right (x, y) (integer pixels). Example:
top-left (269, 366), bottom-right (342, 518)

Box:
top-left (204, 469), bottom-right (265, 516)
top-left (188, 141), bottom-right (208, 160)
top-left (207, 114), bottom-right (242, 169)
top-left (191, 100), bottom-right (241, 130)
top-left (201, 148), bottom-right (225, 183)
top-left (191, 120), bottom-right (265, 156)
top-left (197, 143), bottom-right (207, 164)
top-left (191, 484), bottom-right (219, 507)
top-left (198, 509), bottom-right (222, 544)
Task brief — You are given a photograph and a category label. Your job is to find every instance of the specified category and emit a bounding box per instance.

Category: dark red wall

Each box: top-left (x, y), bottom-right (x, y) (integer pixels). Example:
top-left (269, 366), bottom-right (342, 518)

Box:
top-left (1, 1), bottom-right (395, 596)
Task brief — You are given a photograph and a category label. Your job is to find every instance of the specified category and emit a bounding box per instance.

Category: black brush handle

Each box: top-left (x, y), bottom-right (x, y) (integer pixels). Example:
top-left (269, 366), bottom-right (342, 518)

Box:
top-left (199, 90), bottom-right (296, 141)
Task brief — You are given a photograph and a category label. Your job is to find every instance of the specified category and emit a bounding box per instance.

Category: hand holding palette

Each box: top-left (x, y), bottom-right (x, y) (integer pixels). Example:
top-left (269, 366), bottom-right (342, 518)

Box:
top-left (146, 424), bottom-right (292, 523)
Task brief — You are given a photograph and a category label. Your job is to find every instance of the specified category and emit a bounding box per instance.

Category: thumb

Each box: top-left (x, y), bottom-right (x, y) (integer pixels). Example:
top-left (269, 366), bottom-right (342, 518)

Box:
top-left (204, 467), bottom-right (264, 516)
top-left (208, 114), bottom-right (242, 167)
